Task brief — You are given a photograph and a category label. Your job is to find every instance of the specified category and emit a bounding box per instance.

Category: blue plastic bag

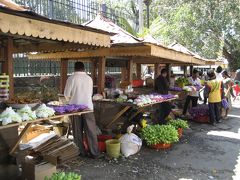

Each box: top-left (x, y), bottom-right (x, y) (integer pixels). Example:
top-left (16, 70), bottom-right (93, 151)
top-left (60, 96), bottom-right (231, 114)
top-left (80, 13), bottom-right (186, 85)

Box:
top-left (222, 98), bottom-right (230, 109)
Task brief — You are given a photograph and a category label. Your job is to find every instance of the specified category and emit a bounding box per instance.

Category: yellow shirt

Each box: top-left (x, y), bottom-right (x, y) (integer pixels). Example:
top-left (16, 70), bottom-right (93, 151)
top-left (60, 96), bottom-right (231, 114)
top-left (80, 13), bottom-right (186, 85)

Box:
top-left (207, 80), bottom-right (222, 103)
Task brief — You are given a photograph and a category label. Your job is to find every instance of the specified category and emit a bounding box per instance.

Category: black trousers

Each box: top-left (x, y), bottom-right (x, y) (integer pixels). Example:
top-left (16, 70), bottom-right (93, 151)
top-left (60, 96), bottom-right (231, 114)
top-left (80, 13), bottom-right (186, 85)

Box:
top-left (71, 112), bottom-right (100, 156)
top-left (209, 102), bottom-right (221, 123)
top-left (156, 102), bottom-right (172, 124)
top-left (183, 95), bottom-right (198, 115)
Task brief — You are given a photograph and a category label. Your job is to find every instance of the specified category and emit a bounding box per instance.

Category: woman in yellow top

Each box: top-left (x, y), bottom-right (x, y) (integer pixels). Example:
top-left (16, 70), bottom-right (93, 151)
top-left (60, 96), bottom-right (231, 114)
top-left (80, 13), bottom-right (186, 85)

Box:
top-left (204, 69), bottom-right (224, 125)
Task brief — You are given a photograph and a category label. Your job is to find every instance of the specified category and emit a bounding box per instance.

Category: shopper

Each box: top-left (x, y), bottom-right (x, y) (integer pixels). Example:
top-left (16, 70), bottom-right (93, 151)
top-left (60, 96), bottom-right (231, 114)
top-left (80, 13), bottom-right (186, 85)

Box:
top-left (234, 69), bottom-right (240, 99)
top-left (64, 62), bottom-right (101, 159)
top-left (222, 70), bottom-right (235, 118)
top-left (154, 68), bottom-right (172, 124)
top-left (182, 69), bottom-right (201, 116)
top-left (205, 69), bottom-right (224, 125)
top-left (215, 66), bottom-right (223, 80)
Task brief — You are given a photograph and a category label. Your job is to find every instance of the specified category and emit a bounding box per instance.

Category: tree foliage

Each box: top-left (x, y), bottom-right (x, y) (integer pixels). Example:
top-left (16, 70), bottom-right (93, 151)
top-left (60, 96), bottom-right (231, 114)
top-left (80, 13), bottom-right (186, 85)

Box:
top-left (105, 0), bottom-right (240, 70)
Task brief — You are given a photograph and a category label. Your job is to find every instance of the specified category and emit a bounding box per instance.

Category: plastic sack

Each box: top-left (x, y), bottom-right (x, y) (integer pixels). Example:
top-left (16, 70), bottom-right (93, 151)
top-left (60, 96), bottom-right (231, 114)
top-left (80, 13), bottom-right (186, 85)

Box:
top-left (119, 125), bottom-right (142, 157)
top-left (222, 98), bottom-right (230, 109)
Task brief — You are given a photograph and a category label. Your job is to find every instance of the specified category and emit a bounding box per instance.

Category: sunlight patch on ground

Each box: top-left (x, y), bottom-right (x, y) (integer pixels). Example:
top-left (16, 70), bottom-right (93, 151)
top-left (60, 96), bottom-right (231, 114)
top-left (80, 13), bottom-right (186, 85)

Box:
top-left (179, 179), bottom-right (193, 180)
top-left (207, 130), bottom-right (240, 140)
top-left (228, 114), bottom-right (240, 119)
top-left (233, 151), bottom-right (240, 180)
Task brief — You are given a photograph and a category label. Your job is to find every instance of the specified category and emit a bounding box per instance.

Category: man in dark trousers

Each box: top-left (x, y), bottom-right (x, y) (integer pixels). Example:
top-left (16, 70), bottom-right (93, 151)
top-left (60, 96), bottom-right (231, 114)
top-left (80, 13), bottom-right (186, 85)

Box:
top-left (154, 68), bottom-right (172, 124)
top-left (64, 62), bottom-right (101, 158)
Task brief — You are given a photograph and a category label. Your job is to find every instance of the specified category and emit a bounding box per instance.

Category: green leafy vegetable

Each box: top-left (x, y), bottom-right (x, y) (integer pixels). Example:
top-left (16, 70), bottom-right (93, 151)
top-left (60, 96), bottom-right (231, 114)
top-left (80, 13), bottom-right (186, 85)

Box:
top-left (168, 119), bottom-right (189, 129)
top-left (44, 172), bottom-right (81, 180)
top-left (141, 125), bottom-right (179, 145)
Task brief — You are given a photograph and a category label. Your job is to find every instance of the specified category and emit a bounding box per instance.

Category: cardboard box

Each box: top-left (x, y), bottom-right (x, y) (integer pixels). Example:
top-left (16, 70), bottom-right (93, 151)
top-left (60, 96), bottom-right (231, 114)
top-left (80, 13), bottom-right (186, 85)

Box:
top-left (22, 161), bottom-right (56, 180)
top-left (22, 125), bottom-right (50, 143)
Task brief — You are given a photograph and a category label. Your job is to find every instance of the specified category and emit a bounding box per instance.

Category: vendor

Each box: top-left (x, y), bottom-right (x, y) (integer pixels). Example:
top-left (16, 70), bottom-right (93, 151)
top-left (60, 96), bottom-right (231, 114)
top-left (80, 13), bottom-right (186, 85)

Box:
top-left (154, 68), bottom-right (172, 124)
top-left (64, 62), bottom-right (101, 159)
top-left (182, 69), bottom-right (201, 116)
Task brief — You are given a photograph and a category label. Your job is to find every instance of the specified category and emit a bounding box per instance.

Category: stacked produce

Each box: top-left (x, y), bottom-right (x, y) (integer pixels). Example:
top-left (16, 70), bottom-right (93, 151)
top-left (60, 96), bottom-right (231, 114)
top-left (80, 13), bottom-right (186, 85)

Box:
top-left (36, 104), bottom-right (55, 118)
top-left (189, 105), bottom-right (209, 122)
top-left (0, 107), bottom-right (22, 125)
top-left (17, 105), bottom-right (37, 121)
top-left (176, 77), bottom-right (189, 87)
top-left (170, 87), bottom-right (183, 91)
top-left (48, 104), bottom-right (88, 114)
top-left (133, 94), bottom-right (177, 106)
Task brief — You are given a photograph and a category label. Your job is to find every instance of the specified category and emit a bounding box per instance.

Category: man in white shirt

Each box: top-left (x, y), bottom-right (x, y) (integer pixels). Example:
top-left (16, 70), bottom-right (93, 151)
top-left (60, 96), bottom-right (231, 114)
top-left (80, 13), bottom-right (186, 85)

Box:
top-left (64, 62), bottom-right (100, 158)
top-left (182, 69), bottom-right (202, 115)
top-left (215, 66), bottom-right (223, 81)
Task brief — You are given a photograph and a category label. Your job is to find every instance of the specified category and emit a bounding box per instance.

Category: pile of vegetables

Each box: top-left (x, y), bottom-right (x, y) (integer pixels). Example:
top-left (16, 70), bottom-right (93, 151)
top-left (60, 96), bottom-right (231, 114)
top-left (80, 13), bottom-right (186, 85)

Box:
top-left (48, 104), bottom-right (88, 114)
top-left (133, 94), bottom-right (176, 106)
top-left (168, 119), bottom-right (189, 129)
top-left (141, 125), bottom-right (179, 145)
top-left (45, 172), bottom-right (81, 180)
top-left (189, 105), bottom-right (209, 118)
top-left (17, 105), bottom-right (37, 121)
top-left (36, 104), bottom-right (55, 118)
top-left (0, 107), bottom-right (22, 125)
top-left (169, 87), bottom-right (183, 91)
top-left (176, 77), bottom-right (189, 87)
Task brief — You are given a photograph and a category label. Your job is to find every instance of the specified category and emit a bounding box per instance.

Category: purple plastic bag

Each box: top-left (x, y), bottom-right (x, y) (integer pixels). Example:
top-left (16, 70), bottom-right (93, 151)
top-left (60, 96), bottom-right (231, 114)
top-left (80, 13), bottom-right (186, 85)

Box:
top-left (222, 98), bottom-right (230, 109)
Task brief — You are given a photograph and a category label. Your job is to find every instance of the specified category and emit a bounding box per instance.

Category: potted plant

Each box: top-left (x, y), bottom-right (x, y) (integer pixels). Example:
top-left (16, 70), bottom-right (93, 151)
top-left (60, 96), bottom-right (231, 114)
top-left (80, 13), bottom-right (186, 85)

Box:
top-left (169, 119), bottom-right (189, 138)
top-left (141, 125), bottom-right (179, 149)
top-left (45, 172), bottom-right (81, 180)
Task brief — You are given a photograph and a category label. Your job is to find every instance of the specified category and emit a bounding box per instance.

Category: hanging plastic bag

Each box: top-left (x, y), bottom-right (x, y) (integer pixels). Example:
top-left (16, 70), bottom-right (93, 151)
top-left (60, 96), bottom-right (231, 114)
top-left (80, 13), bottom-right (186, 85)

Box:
top-left (119, 125), bottom-right (142, 157)
top-left (222, 98), bottom-right (230, 109)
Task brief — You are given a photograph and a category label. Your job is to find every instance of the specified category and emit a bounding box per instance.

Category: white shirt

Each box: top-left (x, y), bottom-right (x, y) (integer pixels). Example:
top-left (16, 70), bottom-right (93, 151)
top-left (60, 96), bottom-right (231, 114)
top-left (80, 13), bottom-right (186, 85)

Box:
top-left (215, 72), bottom-right (223, 81)
top-left (64, 72), bottom-right (93, 110)
top-left (188, 77), bottom-right (201, 97)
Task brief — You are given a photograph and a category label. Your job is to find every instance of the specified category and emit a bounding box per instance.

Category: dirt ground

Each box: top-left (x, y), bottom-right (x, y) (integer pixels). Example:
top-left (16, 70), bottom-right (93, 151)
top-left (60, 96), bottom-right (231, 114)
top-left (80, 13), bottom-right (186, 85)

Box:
top-left (60, 99), bottom-right (240, 180)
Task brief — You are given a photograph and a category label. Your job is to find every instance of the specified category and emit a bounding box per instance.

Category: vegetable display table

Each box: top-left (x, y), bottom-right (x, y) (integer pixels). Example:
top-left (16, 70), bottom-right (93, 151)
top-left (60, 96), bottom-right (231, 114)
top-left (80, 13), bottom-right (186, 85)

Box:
top-left (95, 97), bottom-right (177, 129)
top-left (0, 110), bottom-right (93, 155)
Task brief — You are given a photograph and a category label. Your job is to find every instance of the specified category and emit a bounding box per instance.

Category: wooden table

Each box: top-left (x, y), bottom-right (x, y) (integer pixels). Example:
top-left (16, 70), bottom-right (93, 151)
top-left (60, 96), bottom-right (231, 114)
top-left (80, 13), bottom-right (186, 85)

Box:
top-left (0, 110), bottom-right (93, 155)
top-left (96, 98), bottom-right (177, 129)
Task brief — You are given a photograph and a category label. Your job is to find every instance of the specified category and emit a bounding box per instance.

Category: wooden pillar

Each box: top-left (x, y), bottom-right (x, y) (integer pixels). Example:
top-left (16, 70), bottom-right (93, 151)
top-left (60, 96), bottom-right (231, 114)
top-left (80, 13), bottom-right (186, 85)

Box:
top-left (127, 59), bottom-right (133, 84)
top-left (136, 63), bottom-right (141, 79)
top-left (166, 63), bottom-right (172, 82)
top-left (97, 57), bottom-right (106, 93)
top-left (60, 59), bottom-right (68, 94)
top-left (2, 38), bottom-right (14, 98)
top-left (154, 63), bottom-right (160, 79)
top-left (190, 65), bottom-right (193, 76)
top-left (183, 66), bottom-right (187, 77)
top-left (121, 67), bottom-right (127, 82)
top-left (91, 60), bottom-right (97, 85)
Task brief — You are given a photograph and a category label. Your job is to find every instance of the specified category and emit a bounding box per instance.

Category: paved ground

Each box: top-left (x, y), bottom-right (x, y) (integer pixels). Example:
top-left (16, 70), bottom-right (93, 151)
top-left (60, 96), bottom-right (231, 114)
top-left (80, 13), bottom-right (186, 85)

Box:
top-left (60, 99), bottom-right (240, 180)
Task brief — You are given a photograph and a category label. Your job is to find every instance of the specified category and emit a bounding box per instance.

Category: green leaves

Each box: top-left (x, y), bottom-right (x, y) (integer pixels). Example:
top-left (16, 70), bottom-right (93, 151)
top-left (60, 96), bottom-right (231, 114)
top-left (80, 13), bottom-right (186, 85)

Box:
top-left (141, 125), bottom-right (179, 145)
top-left (45, 172), bottom-right (81, 180)
top-left (169, 119), bottom-right (189, 129)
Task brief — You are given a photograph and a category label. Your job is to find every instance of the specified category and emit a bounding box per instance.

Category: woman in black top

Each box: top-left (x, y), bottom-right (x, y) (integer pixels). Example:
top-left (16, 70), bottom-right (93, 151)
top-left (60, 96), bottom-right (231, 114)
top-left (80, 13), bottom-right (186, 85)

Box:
top-left (154, 69), bottom-right (172, 124)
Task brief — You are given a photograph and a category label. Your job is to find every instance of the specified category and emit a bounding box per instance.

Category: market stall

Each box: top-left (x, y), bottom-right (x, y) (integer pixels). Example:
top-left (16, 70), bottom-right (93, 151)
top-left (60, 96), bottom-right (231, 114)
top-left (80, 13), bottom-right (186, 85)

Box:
top-left (0, 2), bottom-right (112, 173)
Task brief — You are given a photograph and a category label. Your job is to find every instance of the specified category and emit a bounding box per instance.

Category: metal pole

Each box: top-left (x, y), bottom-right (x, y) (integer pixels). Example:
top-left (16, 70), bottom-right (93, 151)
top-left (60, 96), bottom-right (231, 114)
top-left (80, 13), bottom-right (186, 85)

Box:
top-left (147, 4), bottom-right (149, 28)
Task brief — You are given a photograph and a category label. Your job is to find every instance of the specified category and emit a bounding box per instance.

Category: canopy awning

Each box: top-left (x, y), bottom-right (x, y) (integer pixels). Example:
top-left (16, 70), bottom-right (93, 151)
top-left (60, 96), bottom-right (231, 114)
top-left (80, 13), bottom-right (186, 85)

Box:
top-left (0, 6), bottom-right (111, 53)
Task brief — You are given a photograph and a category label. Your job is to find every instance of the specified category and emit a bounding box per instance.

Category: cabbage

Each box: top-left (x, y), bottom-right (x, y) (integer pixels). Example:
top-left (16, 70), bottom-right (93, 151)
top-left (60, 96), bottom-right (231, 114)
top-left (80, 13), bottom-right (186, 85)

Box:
top-left (0, 107), bottom-right (22, 125)
top-left (36, 104), bottom-right (55, 118)
top-left (17, 105), bottom-right (37, 121)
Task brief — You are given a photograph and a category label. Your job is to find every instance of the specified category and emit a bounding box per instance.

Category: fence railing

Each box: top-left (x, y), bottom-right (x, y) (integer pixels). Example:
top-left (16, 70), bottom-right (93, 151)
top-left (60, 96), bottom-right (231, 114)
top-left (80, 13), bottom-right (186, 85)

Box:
top-left (12, 0), bottom-right (133, 76)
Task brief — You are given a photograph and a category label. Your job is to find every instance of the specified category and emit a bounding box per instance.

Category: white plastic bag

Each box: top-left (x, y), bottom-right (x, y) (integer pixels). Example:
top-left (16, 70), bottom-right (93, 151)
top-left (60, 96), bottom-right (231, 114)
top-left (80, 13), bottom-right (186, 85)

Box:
top-left (119, 125), bottom-right (142, 157)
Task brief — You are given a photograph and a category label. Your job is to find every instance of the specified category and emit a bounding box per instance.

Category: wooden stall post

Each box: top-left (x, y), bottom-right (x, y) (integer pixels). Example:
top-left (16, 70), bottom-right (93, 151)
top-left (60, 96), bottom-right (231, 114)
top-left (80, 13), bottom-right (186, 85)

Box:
top-left (183, 66), bottom-right (187, 77)
top-left (136, 63), bottom-right (141, 79)
top-left (98, 57), bottom-right (106, 93)
top-left (127, 59), bottom-right (133, 84)
top-left (190, 65), bottom-right (193, 76)
top-left (166, 63), bottom-right (172, 82)
top-left (91, 59), bottom-right (97, 85)
top-left (154, 63), bottom-right (160, 79)
top-left (2, 37), bottom-right (14, 98)
top-left (60, 59), bottom-right (68, 94)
